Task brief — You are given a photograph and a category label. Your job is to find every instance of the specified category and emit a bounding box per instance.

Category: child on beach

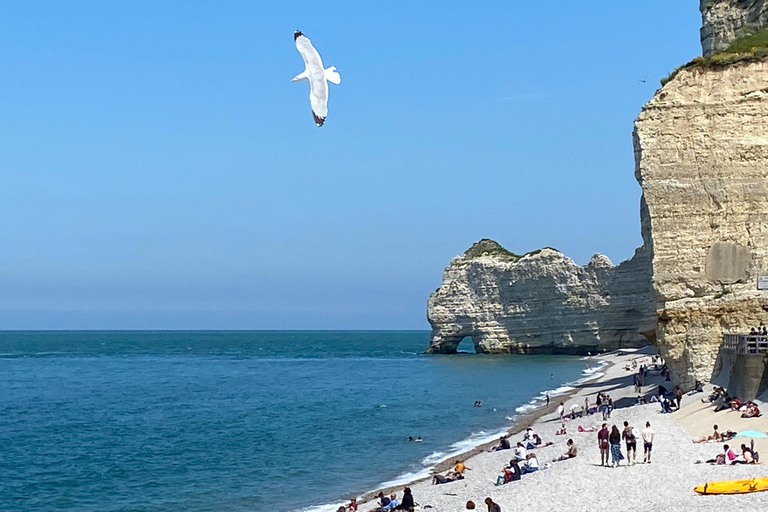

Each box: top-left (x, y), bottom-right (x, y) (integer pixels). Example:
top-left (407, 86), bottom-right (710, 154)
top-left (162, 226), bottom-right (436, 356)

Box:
top-left (553, 438), bottom-right (577, 461)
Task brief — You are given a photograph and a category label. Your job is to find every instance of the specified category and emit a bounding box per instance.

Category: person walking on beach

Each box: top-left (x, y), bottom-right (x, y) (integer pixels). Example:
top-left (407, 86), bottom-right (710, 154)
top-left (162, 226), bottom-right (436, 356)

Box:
top-left (622, 421), bottom-right (637, 465)
top-left (609, 425), bottom-right (623, 467)
top-left (484, 497), bottom-right (501, 512)
top-left (557, 402), bottom-right (565, 421)
top-left (598, 423), bottom-right (610, 466)
top-left (585, 396), bottom-right (590, 415)
top-left (546, 393), bottom-right (550, 407)
top-left (642, 421), bottom-right (655, 463)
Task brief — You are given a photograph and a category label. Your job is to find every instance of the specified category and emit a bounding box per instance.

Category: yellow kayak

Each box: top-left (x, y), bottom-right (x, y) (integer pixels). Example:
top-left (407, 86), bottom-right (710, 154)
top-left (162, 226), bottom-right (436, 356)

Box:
top-left (694, 477), bottom-right (768, 495)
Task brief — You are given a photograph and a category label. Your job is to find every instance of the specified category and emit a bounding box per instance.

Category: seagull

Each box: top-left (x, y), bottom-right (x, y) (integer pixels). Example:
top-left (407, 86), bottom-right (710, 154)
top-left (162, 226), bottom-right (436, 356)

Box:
top-left (291, 31), bottom-right (341, 127)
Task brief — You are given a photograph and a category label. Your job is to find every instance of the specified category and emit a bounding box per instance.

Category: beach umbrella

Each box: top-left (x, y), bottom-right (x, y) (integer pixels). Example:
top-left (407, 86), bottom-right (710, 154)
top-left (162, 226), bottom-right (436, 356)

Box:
top-left (734, 430), bottom-right (768, 438)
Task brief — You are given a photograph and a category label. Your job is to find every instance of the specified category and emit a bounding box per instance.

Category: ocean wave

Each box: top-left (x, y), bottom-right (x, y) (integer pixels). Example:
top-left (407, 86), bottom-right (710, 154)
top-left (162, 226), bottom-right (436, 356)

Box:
top-left (307, 357), bottom-right (610, 512)
top-left (296, 501), bottom-right (348, 512)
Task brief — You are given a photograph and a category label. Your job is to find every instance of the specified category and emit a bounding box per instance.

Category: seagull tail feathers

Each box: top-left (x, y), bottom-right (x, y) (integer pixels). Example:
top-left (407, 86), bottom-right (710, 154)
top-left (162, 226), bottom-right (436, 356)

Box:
top-left (324, 66), bottom-right (341, 85)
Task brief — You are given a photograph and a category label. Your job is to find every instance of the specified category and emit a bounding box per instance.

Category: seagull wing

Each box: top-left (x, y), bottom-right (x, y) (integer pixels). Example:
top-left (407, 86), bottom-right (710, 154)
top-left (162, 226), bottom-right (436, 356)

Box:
top-left (295, 33), bottom-right (329, 126)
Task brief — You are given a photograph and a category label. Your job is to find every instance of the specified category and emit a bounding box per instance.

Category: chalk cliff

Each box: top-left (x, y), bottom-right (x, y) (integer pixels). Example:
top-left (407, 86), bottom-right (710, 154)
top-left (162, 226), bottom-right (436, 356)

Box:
top-left (426, 240), bottom-right (656, 354)
top-left (700, 0), bottom-right (768, 57)
top-left (634, 59), bottom-right (768, 386)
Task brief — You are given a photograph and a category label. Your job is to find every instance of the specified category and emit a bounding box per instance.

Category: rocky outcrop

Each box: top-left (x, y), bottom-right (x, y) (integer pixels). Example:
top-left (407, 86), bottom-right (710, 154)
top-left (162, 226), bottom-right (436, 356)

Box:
top-left (426, 240), bottom-right (656, 355)
top-left (634, 60), bottom-right (768, 386)
top-left (700, 0), bottom-right (768, 57)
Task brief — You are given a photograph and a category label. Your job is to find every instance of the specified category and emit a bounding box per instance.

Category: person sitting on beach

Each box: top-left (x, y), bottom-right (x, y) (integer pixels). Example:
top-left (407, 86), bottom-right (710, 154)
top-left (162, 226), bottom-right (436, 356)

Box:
top-left (520, 453), bottom-right (539, 474)
top-left (742, 402), bottom-right (761, 418)
top-left (484, 497), bottom-right (502, 512)
top-left (723, 444), bottom-right (737, 465)
top-left (570, 403), bottom-right (582, 419)
top-left (553, 438), bottom-right (577, 461)
top-left (394, 488), bottom-right (414, 511)
top-left (376, 492), bottom-right (390, 509)
top-left (692, 424), bottom-right (722, 443)
top-left (491, 435), bottom-right (511, 451)
top-left (729, 398), bottom-right (743, 411)
top-left (511, 442), bottom-right (527, 462)
top-left (346, 498), bottom-right (358, 512)
top-left (494, 465), bottom-right (513, 486)
top-left (555, 422), bottom-right (567, 436)
top-left (453, 460), bottom-right (471, 474)
top-left (383, 494), bottom-right (399, 511)
top-left (523, 428), bottom-right (538, 449)
top-left (730, 444), bottom-right (756, 465)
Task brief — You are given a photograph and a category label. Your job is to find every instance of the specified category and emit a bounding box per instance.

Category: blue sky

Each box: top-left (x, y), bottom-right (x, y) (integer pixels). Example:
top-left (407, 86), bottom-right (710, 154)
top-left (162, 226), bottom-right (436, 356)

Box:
top-left (0, 2), bottom-right (701, 329)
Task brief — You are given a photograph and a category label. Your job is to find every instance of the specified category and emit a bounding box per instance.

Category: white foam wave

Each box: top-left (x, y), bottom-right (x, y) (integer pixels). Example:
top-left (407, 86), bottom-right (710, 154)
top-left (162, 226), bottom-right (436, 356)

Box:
top-left (378, 468), bottom-right (433, 489)
top-left (296, 501), bottom-right (348, 512)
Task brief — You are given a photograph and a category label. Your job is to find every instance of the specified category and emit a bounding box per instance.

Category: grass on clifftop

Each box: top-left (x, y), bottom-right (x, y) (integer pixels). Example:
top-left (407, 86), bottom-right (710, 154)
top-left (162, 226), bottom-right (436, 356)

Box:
top-left (462, 239), bottom-right (557, 262)
top-left (662, 27), bottom-right (768, 86)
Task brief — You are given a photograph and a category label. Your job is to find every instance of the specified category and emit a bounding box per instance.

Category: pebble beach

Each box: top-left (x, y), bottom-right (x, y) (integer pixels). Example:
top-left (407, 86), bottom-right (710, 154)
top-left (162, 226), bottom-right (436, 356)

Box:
top-left (357, 348), bottom-right (768, 512)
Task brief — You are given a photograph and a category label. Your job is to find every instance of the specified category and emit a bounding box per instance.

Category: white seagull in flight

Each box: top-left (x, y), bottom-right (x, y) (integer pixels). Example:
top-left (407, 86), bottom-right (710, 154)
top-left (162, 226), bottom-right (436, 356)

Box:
top-left (291, 31), bottom-right (341, 127)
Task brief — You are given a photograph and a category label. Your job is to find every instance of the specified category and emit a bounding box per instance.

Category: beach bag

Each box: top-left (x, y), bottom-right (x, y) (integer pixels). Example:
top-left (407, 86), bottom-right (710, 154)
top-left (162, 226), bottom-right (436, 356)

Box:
top-left (632, 427), bottom-right (640, 440)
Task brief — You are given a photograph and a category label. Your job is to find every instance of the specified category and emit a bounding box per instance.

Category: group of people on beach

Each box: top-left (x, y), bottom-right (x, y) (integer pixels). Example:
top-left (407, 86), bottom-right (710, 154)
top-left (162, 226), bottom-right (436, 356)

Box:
top-left (363, 488), bottom-right (415, 512)
top-left (700, 386), bottom-right (762, 418)
top-left (597, 420), bottom-right (655, 466)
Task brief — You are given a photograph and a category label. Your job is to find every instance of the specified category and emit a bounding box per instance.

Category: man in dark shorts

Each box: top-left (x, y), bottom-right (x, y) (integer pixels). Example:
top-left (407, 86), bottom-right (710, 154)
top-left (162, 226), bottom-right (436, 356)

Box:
top-left (642, 421), bottom-right (655, 463)
top-left (598, 423), bottom-right (610, 466)
top-left (622, 421), bottom-right (637, 465)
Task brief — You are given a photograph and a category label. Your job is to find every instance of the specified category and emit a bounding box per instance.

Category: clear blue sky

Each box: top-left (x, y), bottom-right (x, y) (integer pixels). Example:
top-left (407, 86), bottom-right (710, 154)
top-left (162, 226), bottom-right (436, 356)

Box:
top-left (0, 2), bottom-right (701, 329)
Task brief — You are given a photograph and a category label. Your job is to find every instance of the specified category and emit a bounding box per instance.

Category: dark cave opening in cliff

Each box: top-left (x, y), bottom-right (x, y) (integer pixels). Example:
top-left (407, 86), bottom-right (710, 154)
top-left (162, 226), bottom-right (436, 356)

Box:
top-left (456, 337), bottom-right (476, 354)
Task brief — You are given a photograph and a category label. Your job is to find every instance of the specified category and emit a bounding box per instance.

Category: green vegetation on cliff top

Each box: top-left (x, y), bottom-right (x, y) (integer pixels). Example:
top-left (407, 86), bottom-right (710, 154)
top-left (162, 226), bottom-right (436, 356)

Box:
top-left (662, 27), bottom-right (768, 86)
top-left (462, 239), bottom-right (558, 262)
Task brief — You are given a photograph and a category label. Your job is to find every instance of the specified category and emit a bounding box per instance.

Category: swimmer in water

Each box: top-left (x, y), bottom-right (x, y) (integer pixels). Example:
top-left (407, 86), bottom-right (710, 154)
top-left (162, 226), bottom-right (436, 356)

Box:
top-left (415, 437), bottom-right (423, 442)
top-left (408, 436), bottom-right (414, 442)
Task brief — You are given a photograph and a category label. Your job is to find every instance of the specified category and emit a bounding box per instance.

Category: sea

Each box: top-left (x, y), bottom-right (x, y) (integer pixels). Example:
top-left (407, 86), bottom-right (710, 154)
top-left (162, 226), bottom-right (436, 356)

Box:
top-left (0, 331), bottom-right (604, 512)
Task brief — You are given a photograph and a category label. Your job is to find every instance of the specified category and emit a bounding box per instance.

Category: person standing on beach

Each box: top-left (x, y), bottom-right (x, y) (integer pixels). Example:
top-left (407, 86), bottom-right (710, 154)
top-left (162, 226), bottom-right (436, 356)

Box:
top-left (598, 423), bottom-right (610, 466)
top-left (609, 425), bottom-right (623, 467)
top-left (622, 421), bottom-right (637, 465)
top-left (556, 402), bottom-right (564, 421)
top-left (546, 393), bottom-right (550, 407)
top-left (584, 396), bottom-right (590, 415)
top-left (642, 421), bottom-right (655, 463)
top-left (674, 385), bottom-right (683, 410)
top-left (484, 497), bottom-right (501, 512)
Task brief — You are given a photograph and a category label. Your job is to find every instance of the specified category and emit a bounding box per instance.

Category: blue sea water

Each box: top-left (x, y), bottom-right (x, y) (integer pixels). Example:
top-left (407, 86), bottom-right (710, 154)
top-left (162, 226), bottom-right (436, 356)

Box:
top-left (0, 331), bottom-right (596, 512)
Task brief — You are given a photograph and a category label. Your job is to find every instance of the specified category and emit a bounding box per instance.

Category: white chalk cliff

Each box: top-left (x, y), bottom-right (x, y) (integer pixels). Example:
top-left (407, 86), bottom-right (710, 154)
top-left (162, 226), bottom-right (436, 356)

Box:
top-left (426, 240), bottom-right (656, 354)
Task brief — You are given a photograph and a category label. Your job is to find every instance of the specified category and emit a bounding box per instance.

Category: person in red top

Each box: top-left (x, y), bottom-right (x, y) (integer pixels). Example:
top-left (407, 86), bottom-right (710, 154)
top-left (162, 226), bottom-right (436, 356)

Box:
top-left (723, 444), bottom-right (737, 464)
top-left (598, 423), bottom-right (610, 466)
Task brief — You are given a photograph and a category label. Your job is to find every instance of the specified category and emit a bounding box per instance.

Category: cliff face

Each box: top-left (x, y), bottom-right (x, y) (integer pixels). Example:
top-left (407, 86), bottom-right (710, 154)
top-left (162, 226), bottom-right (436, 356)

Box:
top-left (634, 60), bottom-right (768, 386)
top-left (701, 0), bottom-right (768, 57)
top-left (426, 240), bottom-right (656, 354)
